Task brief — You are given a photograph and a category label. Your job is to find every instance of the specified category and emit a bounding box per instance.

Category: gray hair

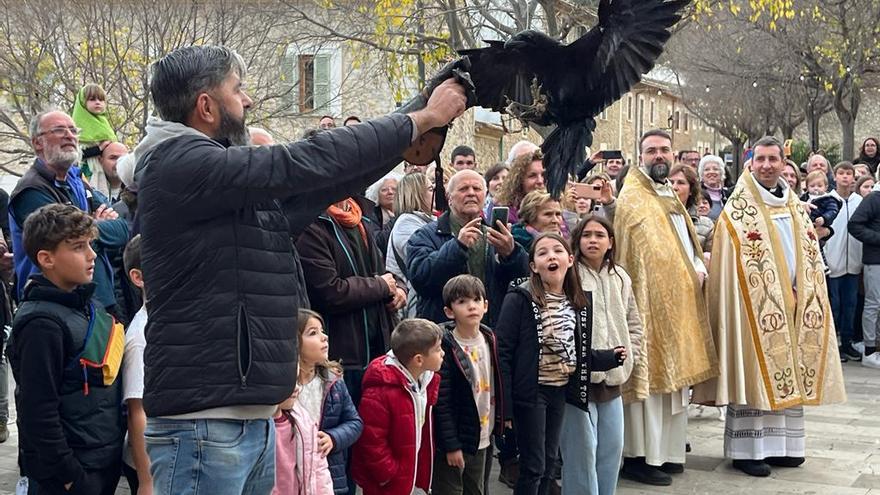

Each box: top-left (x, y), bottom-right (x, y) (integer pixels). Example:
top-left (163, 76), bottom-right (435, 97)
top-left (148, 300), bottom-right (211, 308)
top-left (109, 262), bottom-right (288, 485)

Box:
top-left (446, 169), bottom-right (485, 195)
top-left (808, 153), bottom-right (830, 170)
top-left (505, 140), bottom-right (539, 165)
top-left (28, 109), bottom-right (59, 142)
top-left (698, 154), bottom-right (726, 181)
top-left (366, 172), bottom-right (404, 204)
top-left (150, 45), bottom-right (247, 124)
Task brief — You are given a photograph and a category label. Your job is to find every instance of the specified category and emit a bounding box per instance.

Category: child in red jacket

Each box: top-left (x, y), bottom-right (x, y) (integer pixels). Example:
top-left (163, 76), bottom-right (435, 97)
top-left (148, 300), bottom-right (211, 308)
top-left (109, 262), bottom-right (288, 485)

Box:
top-left (352, 319), bottom-right (444, 495)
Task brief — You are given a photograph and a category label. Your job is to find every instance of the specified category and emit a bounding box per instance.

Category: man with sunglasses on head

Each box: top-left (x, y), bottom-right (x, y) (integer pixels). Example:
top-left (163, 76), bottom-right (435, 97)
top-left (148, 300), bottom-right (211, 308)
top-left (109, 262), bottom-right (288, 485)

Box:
top-left (9, 110), bottom-right (129, 309)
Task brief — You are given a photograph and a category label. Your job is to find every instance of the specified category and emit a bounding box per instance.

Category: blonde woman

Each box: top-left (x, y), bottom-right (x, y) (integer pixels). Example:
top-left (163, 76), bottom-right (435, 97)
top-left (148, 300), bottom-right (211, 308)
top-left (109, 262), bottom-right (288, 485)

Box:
top-left (386, 172), bottom-right (434, 317)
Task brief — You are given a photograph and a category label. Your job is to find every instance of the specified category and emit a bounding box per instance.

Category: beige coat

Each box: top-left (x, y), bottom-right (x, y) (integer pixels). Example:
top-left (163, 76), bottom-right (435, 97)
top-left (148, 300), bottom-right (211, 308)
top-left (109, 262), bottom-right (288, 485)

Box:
top-left (578, 263), bottom-right (648, 401)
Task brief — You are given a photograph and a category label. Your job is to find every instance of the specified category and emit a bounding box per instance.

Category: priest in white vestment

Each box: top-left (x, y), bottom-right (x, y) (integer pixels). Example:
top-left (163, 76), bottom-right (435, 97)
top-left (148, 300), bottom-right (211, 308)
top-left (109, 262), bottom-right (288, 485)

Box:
top-left (693, 136), bottom-right (846, 477)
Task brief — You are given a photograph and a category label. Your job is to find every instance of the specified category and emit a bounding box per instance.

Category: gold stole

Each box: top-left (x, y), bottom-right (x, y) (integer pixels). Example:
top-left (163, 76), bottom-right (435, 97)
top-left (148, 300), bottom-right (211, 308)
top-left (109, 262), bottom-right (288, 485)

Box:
top-left (615, 169), bottom-right (717, 401)
top-left (721, 172), bottom-right (832, 409)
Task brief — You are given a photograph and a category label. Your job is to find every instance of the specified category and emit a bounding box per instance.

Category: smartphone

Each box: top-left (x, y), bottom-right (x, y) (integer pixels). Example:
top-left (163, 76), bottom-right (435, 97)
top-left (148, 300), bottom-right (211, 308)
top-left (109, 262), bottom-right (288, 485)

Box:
top-left (573, 182), bottom-right (603, 200)
top-left (601, 150), bottom-right (624, 161)
top-left (490, 207), bottom-right (509, 230)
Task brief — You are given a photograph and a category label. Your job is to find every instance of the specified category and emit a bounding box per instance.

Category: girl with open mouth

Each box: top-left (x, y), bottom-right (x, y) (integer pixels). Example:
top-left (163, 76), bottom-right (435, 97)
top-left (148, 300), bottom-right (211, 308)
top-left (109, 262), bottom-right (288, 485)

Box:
top-left (495, 232), bottom-right (626, 495)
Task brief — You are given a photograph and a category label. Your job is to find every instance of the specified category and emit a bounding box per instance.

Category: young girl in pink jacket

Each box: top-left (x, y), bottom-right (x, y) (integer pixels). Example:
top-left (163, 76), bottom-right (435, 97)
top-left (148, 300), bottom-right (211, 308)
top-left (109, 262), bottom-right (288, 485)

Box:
top-left (273, 311), bottom-right (340, 495)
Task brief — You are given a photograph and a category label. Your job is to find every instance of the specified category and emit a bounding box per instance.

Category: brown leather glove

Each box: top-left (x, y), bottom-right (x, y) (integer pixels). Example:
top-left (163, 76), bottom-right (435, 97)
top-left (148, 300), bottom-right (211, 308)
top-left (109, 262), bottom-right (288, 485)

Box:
top-left (396, 57), bottom-right (477, 166)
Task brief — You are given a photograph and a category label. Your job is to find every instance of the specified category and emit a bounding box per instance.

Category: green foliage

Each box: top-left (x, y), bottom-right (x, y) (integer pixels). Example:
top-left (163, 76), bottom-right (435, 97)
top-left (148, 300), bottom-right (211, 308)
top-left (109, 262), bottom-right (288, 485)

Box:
top-left (790, 140), bottom-right (811, 166)
top-left (790, 139), bottom-right (841, 166)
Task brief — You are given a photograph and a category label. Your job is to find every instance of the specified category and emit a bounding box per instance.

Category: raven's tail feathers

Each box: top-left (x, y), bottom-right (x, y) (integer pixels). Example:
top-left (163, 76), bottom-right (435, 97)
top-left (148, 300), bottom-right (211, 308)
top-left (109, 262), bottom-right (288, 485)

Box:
top-left (541, 120), bottom-right (596, 199)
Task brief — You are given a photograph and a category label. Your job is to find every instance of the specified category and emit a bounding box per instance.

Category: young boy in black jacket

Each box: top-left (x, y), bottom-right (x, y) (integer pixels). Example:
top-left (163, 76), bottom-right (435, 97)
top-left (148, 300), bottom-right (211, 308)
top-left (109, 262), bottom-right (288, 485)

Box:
top-left (6, 204), bottom-right (125, 494)
top-left (433, 275), bottom-right (502, 495)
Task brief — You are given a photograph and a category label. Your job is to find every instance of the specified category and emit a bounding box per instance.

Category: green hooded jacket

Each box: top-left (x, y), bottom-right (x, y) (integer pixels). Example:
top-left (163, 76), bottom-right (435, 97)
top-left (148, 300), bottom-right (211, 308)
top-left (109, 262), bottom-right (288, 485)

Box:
top-left (72, 86), bottom-right (116, 144)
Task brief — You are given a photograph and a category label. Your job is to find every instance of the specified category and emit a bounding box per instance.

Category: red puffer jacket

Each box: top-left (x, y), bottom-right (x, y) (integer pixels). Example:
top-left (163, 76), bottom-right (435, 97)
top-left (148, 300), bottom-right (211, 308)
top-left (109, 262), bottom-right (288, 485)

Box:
top-left (352, 354), bottom-right (440, 495)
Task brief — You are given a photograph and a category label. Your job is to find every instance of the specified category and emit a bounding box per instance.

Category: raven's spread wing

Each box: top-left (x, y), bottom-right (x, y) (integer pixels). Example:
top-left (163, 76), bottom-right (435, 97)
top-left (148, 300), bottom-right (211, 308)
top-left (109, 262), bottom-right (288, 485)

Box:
top-left (458, 35), bottom-right (559, 112)
top-left (571, 0), bottom-right (690, 116)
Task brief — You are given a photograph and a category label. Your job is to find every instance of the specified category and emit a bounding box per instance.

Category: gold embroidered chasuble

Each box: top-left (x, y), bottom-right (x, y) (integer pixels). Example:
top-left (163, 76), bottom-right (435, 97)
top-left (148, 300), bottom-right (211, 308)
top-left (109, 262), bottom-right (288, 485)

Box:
top-left (693, 171), bottom-right (846, 411)
top-left (614, 168), bottom-right (718, 403)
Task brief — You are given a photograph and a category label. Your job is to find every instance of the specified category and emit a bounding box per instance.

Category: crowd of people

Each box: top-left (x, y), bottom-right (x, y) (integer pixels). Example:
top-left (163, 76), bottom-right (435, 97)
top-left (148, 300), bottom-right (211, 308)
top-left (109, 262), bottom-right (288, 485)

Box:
top-left (0, 44), bottom-right (876, 495)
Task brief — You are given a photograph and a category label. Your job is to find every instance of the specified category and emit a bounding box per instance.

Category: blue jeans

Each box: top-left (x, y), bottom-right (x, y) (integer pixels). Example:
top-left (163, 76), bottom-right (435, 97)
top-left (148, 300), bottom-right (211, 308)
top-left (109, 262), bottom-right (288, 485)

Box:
top-left (828, 274), bottom-right (860, 347)
top-left (560, 397), bottom-right (623, 495)
top-left (145, 418), bottom-right (275, 495)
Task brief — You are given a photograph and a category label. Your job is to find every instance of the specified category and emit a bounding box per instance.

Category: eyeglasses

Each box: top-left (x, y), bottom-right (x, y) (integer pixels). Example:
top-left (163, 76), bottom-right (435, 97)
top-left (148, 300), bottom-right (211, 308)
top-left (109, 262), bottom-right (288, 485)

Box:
top-left (38, 126), bottom-right (81, 138)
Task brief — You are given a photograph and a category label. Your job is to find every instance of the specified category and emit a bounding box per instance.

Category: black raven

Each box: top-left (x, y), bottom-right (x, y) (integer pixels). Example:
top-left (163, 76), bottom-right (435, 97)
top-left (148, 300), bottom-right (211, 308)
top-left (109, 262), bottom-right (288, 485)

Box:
top-left (459, 0), bottom-right (690, 197)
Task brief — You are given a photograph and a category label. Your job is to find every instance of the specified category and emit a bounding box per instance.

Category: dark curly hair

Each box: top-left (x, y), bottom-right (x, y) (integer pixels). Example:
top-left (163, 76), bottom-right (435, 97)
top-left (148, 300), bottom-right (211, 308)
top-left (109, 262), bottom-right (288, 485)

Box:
top-left (23, 204), bottom-right (97, 266)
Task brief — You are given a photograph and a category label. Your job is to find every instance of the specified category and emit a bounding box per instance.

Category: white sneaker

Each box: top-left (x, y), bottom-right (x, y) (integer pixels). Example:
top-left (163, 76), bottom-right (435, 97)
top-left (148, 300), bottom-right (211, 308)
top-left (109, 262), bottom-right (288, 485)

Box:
top-left (853, 342), bottom-right (865, 355)
top-left (861, 352), bottom-right (880, 369)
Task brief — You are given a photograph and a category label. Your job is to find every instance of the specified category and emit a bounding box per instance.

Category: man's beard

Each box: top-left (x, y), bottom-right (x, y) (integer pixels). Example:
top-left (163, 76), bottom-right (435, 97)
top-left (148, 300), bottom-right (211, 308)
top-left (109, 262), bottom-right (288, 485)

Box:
top-left (218, 105), bottom-right (249, 146)
top-left (44, 144), bottom-right (82, 169)
top-left (647, 160), bottom-right (670, 183)
top-left (104, 167), bottom-right (120, 182)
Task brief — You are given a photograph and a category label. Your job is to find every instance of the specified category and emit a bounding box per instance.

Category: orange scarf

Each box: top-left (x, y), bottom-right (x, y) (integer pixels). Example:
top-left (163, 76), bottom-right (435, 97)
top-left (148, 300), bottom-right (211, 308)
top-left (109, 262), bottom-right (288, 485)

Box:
top-left (327, 198), bottom-right (368, 247)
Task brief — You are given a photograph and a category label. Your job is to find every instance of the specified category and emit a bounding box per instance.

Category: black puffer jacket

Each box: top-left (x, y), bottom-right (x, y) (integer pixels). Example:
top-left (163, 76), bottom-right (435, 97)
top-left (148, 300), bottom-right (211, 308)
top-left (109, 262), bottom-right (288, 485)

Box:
top-left (138, 115), bottom-right (414, 417)
top-left (849, 190), bottom-right (880, 265)
top-left (434, 322), bottom-right (503, 456)
top-left (8, 278), bottom-right (124, 487)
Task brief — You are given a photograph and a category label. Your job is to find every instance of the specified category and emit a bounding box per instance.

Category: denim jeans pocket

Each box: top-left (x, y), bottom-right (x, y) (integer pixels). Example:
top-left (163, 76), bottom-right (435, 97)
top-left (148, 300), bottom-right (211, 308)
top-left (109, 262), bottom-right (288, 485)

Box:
top-left (200, 419), bottom-right (248, 448)
top-left (144, 435), bottom-right (181, 495)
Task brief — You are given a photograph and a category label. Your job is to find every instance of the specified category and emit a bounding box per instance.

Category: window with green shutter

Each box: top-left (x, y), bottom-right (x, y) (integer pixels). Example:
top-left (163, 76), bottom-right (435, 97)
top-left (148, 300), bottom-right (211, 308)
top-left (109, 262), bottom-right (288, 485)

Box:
top-left (282, 46), bottom-right (335, 114)
top-left (313, 54), bottom-right (331, 110)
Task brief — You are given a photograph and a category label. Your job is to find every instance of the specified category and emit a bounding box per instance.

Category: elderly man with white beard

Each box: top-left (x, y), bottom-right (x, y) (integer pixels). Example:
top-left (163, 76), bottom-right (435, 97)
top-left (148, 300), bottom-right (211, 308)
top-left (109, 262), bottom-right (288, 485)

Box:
top-left (9, 110), bottom-right (129, 311)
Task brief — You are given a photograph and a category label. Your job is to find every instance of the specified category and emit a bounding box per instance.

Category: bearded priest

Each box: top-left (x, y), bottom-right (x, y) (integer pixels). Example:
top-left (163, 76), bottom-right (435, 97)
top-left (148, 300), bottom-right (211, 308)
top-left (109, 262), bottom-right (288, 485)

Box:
top-left (614, 129), bottom-right (719, 487)
top-left (693, 136), bottom-right (846, 477)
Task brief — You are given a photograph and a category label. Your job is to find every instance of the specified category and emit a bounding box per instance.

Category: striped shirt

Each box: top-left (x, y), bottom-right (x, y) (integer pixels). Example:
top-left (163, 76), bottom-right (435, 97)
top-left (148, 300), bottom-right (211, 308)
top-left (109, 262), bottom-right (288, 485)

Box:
top-left (538, 292), bottom-right (577, 386)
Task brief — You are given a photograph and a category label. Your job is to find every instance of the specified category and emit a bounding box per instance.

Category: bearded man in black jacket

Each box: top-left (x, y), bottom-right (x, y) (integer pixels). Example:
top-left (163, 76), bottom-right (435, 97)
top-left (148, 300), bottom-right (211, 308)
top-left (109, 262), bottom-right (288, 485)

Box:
top-left (137, 45), bottom-right (467, 494)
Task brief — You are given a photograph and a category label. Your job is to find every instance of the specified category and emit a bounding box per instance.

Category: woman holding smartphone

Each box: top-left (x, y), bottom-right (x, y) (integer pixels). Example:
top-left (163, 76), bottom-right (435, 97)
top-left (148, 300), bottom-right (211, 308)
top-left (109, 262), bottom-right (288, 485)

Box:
top-left (566, 174), bottom-right (617, 232)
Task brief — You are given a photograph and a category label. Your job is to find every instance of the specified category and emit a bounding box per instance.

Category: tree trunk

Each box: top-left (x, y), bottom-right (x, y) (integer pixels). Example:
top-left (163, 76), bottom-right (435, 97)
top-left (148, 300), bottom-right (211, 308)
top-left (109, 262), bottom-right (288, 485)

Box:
top-left (806, 104), bottom-right (820, 152)
top-left (840, 115), bottom-right (856, 161)
top-left (730, 137), bottom-right (744, 179)
top-left (834, 75), bottom-right (861, 160)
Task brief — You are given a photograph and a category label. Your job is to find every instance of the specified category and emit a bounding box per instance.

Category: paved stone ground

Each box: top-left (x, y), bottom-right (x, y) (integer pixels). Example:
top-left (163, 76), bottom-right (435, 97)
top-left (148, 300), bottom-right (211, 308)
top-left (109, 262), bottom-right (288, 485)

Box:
top-left (0, 361), bottom-right (876, 494)
top-left (485, 361), bottom-right (880, 495)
